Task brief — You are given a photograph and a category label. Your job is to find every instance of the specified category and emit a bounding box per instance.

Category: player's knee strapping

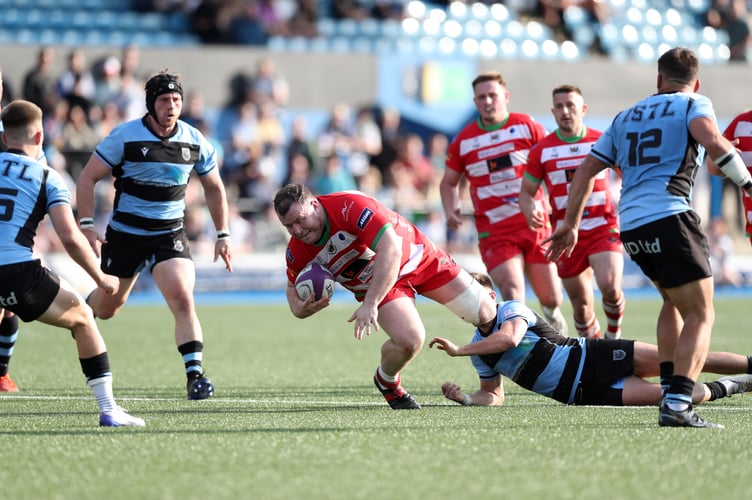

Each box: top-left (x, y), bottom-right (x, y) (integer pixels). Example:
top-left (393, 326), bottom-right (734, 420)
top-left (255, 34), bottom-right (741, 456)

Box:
top-left (443, 278), bottom-right (487, 325)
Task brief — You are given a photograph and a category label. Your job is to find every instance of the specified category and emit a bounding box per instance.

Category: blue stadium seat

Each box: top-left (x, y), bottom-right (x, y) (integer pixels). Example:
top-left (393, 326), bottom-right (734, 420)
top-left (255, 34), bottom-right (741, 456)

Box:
top-left (463, 18), bottom-right (484, 38)
top-left (478, 38), bottom-right (499, 58)
top-left (483, 19), bottom-right (503, 40)
top-left (329, 36), bottom-right (352, 52)
top-left (336, 18), bottom-right (358, 37)
top-left (358, 18), bottom-right (380, 37)
top-left (307, 36), bottom-right (329, 52)
top-left (459, 37), bottom-right (480, 57)
top-left (267, 35), bottom-right (288, 52)
top-left (498, 38), bottom-right (519, 60)
top-left (559, 40), bottom-right (584, 61)
top-left (316, 18), bottom-right (336, 37)
top-left (490, 2), bottom-right (514, 22)
top-left (447, 1), bottom-right (468, 21)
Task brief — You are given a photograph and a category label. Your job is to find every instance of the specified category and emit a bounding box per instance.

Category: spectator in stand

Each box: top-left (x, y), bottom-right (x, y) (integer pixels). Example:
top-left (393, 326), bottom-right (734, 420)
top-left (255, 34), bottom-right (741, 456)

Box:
top-left (706, 0), bottom-right (751, 62)
top-left (352, 106), bottom-right (383, 188)
top-left (284, 115), bottom-right (317, 186)
top-left (389, 156), bottom-right (428, 216)
top-left (226, 100), bottom-right (259, 178)
top-left (537, 0), bottom-right (608, 44)
top-left (371, 106), bottom-right (403, 189)
top-left (22, 46), bottom-right (58, 116)
top-left (371, 0), bottom-right (405, 20)
top-left (191, 0), bottom-right (225, 43)
top-left (227, 1), bottom-right (270, 45)
top-left (288, 0), bottom-right (319, 38)
top-left (120, 43), bottom-right (143, 82)
top-left (93, 101), bottom-right (123, 142)
top-left (707, 218), bottom-right (742, 287)
top-left (91, 56), bottom-right (123, 111)
top-left (181, 89), bottom-right (209, 128)
top-left (249, 56), bottom-right (289, 108)
top-left (390, 133), bottom-right (436, 201)
top-left (57, 98), bottom-right (101, 180)
top-left (57, 48), bottom-right (96, 106)
top-left (256, 100), bottom-right (287, 187)
top-left (331, 0), bottom-right (369, 20)
top-left (315, 154), bottom-right (357, 194)
top-left (318, 103), bottom-right (362, 182)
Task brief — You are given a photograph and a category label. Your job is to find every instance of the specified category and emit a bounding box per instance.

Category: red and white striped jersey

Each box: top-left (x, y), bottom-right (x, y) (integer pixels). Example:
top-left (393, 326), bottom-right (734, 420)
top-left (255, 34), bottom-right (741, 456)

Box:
top-left (446, 113), bottom-right (547, 236)
top-left (284, 191), bottom-right (441, 299)
top-left (526, 127), bottom-right (618, 232)
top-left (722, 110), bottom-right (752, 239)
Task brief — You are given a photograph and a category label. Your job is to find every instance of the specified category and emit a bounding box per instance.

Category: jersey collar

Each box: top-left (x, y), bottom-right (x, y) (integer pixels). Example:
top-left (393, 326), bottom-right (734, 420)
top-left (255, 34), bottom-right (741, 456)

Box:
top-left (476, 113), bottom-right (509, 131)
top-left (555, 126), bottom-right (587, 143)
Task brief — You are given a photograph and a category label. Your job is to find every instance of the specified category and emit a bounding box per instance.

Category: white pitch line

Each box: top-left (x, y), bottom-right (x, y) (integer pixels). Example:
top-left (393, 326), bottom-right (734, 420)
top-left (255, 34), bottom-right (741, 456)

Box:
top-left (0, 395), bottom-right (388, 406)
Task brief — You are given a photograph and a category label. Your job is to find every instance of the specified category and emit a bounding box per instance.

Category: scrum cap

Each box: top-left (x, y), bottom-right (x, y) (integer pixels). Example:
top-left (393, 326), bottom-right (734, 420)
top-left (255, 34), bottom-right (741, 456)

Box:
top-left (144, 72), bottom-right (183, 119)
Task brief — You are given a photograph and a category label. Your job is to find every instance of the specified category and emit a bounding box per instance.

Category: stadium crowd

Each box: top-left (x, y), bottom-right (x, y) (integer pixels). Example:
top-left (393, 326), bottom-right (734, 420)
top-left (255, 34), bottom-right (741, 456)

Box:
top-left (0, 42), bottom-right (748, 287)
top-left (1, 45), bottom-right (481, 260)
top-left (129, 0), bottom-right (751, 60)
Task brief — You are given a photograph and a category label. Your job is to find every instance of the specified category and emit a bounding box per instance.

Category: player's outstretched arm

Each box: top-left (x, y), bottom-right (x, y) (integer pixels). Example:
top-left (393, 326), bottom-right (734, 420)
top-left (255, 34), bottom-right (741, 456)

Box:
top-left (441, 378), bottom-right (505, 406)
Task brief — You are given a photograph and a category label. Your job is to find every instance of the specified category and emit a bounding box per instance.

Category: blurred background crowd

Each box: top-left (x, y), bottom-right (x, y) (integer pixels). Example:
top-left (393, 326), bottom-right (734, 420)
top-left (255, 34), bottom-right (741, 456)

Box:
top-left (1, 0), bottom-right (751, 290)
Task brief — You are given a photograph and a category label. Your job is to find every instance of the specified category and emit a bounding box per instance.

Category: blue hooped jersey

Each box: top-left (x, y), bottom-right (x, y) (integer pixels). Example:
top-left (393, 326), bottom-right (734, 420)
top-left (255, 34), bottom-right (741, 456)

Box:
top-left (94, 116), bottom-right (217, 236)
top-left (470, 301), bottom-right (586, 404)
top-left (590, 91), bottom-right (715, 230)
top-left (0, 150), bottom-right (71, 265)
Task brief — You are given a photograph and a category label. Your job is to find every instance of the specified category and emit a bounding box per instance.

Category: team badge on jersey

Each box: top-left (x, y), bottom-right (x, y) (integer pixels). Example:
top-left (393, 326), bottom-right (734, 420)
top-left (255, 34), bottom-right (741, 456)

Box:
top-left (181, 147), bottom-right (191, 162)
top-left (173, 239), bottom-right (184, 252)
top-left (612, 349), bottom-right (626, 361)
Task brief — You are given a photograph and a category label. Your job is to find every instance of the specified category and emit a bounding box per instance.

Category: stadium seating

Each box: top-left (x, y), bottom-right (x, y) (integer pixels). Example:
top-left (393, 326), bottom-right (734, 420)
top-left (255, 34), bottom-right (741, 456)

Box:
top-left (0, 0), bottom-right (198, 46)
top-left (0, 0), bottom-right (732, 62)
top-left (576, 0), bottom-right (730, 63)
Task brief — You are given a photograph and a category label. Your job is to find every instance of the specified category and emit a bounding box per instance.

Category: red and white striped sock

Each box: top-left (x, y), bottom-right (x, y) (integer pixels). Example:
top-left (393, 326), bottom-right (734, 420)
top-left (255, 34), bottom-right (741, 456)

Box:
top-left (603, 294), bottom-right (625, 339)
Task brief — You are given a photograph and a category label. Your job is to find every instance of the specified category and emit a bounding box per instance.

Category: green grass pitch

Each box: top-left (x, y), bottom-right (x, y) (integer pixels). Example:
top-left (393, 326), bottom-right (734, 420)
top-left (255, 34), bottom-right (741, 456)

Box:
top-left (3, 296), bottom-right (752, 499)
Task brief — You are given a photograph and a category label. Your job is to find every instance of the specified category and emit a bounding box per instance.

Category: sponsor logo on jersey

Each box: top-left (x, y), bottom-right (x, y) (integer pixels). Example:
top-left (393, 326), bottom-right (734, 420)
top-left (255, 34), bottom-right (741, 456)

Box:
top-left (487, 155), bottom-right (513, 172)
top-left (357, 208), bottom-right (374, 229)
top-left (0, 291), bottom-right (18, 307)
top-left (341, 258), bottom-right (370, 279)
top-left (286, 248), bottom-right (293, 263)
top-left (140, 147), bottom-right (149, 157)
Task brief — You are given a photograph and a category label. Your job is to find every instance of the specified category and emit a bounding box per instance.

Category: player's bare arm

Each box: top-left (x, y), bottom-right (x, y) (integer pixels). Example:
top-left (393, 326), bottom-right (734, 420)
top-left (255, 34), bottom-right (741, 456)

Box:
top-left (348, 227), bottom-right (402, 340)
top-left (286, 283), bottom-right (330, 319)
top-left (439, 168), bottom-right (464, 230)
top-left (519, 176), bottom-right (545, 230)
top-left (544, 155), bottom-right (608, 261)
top-left (76, 155), bottom-right (111, 254)
top-left (441, 377), bottom-right (505, 406)
top-left (200, 170), bottom-right (233, 272)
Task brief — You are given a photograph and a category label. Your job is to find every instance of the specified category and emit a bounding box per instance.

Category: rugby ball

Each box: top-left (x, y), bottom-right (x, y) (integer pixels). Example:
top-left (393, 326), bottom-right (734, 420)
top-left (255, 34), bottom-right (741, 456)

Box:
top-left (295, 262), bottom-right (335, 301)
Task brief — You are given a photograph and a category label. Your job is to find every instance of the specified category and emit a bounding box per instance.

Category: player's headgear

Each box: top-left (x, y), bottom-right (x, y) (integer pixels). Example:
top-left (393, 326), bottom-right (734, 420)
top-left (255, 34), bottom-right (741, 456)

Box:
top-left (144, 72), bottom-right (183, 119)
